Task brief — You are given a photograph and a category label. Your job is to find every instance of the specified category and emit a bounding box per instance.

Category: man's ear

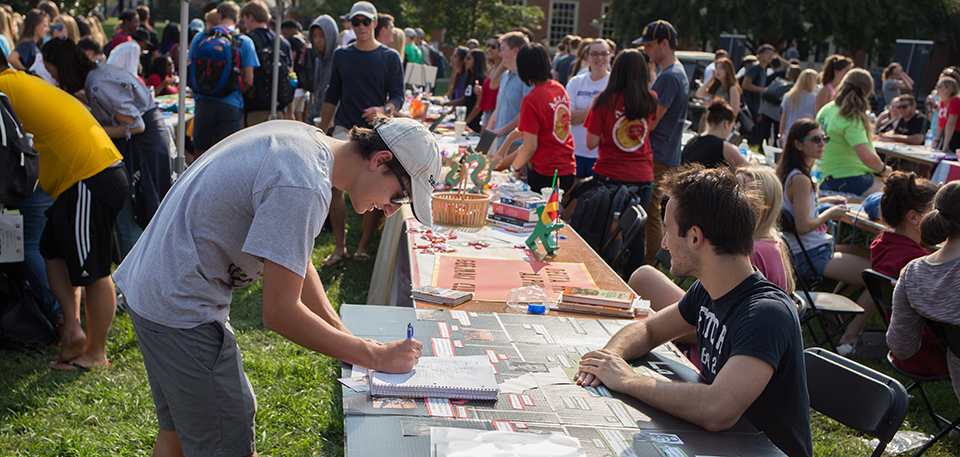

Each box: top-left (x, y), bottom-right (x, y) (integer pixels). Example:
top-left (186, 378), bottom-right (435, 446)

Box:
top-left (688, 225), bottom-right (705, 250)
top-left (368, 150), bottom-right (395, 171)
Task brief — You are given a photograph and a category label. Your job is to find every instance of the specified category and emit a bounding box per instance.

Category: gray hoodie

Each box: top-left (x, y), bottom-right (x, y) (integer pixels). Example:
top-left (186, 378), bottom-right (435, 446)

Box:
top-left (308, 15), bottom-right (339, 120)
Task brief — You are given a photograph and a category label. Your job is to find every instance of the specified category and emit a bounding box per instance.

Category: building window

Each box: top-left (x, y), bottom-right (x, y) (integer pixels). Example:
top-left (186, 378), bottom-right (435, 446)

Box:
top-left (599, 3), bottom-right (614, 40)
top-left (548, 1), bottom-right (578, 47)
top-left (503, 0), bottom-right (526, 6)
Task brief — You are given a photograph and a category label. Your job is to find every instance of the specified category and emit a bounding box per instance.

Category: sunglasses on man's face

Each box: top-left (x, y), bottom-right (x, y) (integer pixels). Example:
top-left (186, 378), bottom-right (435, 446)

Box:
top-left (895, 104), bottom-right (911, 109)
top-left (389, 166), bottom-right (412, 205)
top-left (351, 17), bottom-right (372, 27)
top-left (487, 42), bottom-right (498, 49)
top-left (799, 135), bottom-right (831, 145)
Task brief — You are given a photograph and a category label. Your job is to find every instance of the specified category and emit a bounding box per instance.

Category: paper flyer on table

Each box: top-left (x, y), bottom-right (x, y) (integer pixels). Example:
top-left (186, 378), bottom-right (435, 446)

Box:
top-left (429, 426), bottom-right (585, 457)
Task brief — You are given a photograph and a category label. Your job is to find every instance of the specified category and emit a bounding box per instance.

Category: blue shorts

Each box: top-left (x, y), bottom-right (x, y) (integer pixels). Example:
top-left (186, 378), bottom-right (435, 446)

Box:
top-left (792, 243), bottom-right (833, 278)
top-left (192, 97), bottom-right (244, 152)
top-left (575, 156), bottom-right (596, 178)
top-left (820, 173), bottom-right (875, 196)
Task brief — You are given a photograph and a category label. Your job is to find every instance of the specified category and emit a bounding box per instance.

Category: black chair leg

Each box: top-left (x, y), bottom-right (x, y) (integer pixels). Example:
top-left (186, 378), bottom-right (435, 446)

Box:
top-left (912, 415), bottom-right (960, 457)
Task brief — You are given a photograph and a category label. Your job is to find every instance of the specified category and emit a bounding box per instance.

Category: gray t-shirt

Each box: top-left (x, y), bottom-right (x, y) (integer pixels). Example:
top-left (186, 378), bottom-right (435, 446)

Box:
top-left (650, 61), bottom-right (689, 167)
top-left (86, 63), bottom-right (156, 131)
top-left (883, 79), bottom-right (901, 109)
top-left (113, 121), bottom-right (333, 328)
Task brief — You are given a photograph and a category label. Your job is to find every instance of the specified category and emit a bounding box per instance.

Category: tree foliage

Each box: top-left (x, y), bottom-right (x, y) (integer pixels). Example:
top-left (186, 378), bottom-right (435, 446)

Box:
top-left (399, 0), bottom-right (543, 46)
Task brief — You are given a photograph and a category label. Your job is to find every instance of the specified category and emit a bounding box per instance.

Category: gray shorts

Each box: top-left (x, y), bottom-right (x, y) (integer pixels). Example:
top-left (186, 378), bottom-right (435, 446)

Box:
top-left (128, 306), bottom-right (257, 457)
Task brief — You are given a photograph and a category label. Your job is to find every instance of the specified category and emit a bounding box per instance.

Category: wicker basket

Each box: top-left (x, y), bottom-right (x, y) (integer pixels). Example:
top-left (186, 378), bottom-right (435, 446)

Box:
top-left (431, 191), bottom-right (492, 227)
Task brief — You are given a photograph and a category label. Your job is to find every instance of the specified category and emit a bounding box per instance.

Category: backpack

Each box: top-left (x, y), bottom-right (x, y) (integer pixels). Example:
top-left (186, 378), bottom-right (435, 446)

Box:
top-left (244, 29), bottom-right (293, 113)
top-left (427, 45), bottom-right (447, 79)
top-left (188, 26), bottom-right (243, 98)
top-left (290, 34), bottom-right (313, 90)
top-left (0, 271), bottom-right (56, 350)
top-left (568, 184), bottom-right (613, 251)
top-left (0, 91), bottom-right (38, 207)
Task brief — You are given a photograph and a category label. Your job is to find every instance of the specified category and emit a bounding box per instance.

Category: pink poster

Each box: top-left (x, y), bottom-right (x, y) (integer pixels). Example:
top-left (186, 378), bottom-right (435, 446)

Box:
top-left (432, 256), bottom-right (596, 301)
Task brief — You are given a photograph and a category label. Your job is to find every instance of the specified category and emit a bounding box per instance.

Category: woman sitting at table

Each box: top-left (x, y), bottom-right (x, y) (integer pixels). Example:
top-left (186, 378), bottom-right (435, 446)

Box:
top-left (680, 98), bottom-right (746, 168)
top-left (816, 69), bottom-right (892, 197)
top-left (43, 38), bottom-right (174, 258)
top-left (777, 119), bottom-right (873, 354)
top-left (695, 57), bottom-right (740, 118)
top-left (870, 171), bottom-right (947, 376)
top-left (934, 76), bottom-right (960, 153)
top-left (628, 165), bottom-right (794, 312)
top-left (494, 43), bottom-right (576, 193)
top-left (887, 180), bottom-right (960, 402)
top-left (145, 55), bottom-right (178, 96)
top-left (814, 54), bottom-right (852, 114)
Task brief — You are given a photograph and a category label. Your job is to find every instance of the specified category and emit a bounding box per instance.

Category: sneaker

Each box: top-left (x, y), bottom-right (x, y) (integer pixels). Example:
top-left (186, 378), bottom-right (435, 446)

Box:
top-left (836, 343), bottom-right (856, 356)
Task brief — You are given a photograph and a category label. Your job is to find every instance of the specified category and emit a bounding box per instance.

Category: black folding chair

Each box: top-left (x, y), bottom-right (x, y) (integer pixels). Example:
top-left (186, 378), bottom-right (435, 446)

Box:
top-left (599, 204), bottom-right (647, 278)
top-left (650, 248), bottom-right (686, 286)
top-left (559, 176), bottom-right (593, 221)
top-left (912, 318), bottom-right (960, 456)
top-left (862, 268), bottom-right (952, 429)
top-left (780, 209), bottom-right (863, 351)
top-left (804, 348), bottom-right (909, 457)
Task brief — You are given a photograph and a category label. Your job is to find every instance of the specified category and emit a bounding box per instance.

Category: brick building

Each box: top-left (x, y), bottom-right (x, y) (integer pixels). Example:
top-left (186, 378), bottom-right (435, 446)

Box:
top-left (506, 0), bottom-right (613, 48)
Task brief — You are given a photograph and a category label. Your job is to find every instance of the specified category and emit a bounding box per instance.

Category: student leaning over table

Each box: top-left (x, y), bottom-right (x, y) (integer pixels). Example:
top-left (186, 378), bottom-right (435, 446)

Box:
top-left (112, 116), bottom-right (435, 457)
top-left (816, 69), bottom-right (892, 197)
top-left (576, 164), bottom-right (812, 457)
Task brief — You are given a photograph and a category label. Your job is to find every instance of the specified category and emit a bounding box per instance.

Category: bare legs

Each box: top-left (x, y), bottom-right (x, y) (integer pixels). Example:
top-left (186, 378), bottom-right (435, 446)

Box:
top-left (47, 258), bottom-right (115, 370)
top-left (152, 429), bottom-right (256, 457)
top-left (628, 266), bottom-right (696, 344)
top-left (355, 210), bottom-right (382, 259)
top-left (324, 188), bottom-right (349, 266)
top-left (821, 249), bottom-right (876, 346)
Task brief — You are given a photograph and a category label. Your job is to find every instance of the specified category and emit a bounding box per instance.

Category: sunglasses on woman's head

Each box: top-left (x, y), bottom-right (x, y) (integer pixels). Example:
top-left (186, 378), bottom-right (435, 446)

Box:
top-left (351, 17), bottom-right (372, 27)
top-left (799, 135), bottom-right (830, 145)
top-left (51, 24), bottom-right (64, 31)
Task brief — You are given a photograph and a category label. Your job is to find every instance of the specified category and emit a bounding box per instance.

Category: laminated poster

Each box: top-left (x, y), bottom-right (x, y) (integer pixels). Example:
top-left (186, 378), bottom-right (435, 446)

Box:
top-left (432, 256), bottom-right (596, 302)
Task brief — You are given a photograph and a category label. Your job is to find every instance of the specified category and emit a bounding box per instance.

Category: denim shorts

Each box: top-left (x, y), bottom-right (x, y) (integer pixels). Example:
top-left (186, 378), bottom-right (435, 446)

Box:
top-left (792, 243), bottom-right (833, 278)
top-left (574, 156), bottom-right (597, 178)
top-left (820, 173), bottom-right (875, 196)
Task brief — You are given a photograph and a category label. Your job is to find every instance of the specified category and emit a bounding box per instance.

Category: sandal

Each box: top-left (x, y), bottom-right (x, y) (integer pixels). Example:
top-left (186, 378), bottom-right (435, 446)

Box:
top-left (354, 252), bottom-right (371, 261)
top-left (322, 252), bottom-right (350, 267)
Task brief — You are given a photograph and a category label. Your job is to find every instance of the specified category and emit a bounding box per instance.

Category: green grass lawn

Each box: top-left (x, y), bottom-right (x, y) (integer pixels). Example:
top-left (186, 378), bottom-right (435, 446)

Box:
top-left (1, 206), bottom-right (959, 455)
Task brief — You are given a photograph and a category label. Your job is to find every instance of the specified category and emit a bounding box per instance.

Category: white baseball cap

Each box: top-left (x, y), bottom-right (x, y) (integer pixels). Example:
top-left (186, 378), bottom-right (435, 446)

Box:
top-left (375, 118), bottom-right (441, 227)
top-left (347, 1), bottom-right (377, 20)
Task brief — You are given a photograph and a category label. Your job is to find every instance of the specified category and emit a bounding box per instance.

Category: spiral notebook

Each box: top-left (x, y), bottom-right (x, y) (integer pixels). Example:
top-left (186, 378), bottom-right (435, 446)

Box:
top-left (369, 356), bottom-right (500, 400)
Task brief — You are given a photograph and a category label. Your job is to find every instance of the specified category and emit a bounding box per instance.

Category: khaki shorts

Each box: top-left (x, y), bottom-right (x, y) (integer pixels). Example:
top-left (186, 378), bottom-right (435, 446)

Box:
top-left (128, 306), bottom-right (257, 456)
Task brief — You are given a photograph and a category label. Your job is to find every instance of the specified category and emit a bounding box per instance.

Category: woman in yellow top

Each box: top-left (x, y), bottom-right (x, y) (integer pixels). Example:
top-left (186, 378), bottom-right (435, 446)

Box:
top-left (816, 69), bottom-right (892, 197)
top-left (0, 51), bottom-right (127, 372)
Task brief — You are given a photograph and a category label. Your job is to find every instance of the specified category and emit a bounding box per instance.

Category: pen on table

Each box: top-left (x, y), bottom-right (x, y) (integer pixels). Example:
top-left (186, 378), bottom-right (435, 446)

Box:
top-left (407, 323), bottom-right (414, 340)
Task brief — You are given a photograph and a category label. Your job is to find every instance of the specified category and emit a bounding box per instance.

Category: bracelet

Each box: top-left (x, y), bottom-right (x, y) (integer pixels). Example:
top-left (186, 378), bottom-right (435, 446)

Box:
top-left (878, 164), bottom-right (888, 174)
top-left (509, 164), bottom-right (517, 173)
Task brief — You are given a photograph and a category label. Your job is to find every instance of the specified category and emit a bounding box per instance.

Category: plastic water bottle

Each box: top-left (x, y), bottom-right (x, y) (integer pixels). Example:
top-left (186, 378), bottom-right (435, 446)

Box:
top-left (811, 160), bottom-right (823, 184)
top-left (926, 130), bottom-right (934, 148)
top-left (738, 139), bottom-right (749, 160)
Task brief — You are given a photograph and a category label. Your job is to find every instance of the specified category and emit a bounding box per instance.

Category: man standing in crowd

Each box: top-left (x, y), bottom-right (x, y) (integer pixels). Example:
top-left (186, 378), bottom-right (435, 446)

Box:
top-left (878, 94), bottom-right (929, 145)
top-left (415, 28), bottom-right (431, 66)
top-left (742, 43), bottom-right (775, 144)
top-left (576, 165), bottom-right (813, 457)
top-left (0, 52), bottom-right (127, 372)
top-left (319, 0), bottom-right (404, 267)
top-left (239, 0), bottom-right (293, 126)
top-left (374, 13), bottom-right (394, 46)
top-left (281, 20), bottom-right (310, 123)
top-left (635, 20), bottom-right (688, 266)
top-left (403, 27), bottom-right (422, 64)
top-left (491, 31), bottom-right (532, 150)
top-left (188, 1), bottom-right (258, 162)
top-left (136, 5), bottom-right (158, 75)
top-left (307, 14), bottom-right (339, 125)
top-left (553, 35), bottom-right (580, 87)
top-left (114, 116), bottom-right (438, 456)
top-left (105, 9), bottom-right (139, 57)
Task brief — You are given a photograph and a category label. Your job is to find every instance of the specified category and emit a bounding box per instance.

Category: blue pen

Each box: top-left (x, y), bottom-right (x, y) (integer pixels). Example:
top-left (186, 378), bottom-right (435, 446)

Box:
top-left (407, 323), bottom-right (414, 339)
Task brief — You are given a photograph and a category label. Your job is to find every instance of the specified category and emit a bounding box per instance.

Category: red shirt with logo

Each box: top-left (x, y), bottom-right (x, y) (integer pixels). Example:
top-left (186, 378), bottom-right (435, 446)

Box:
top-left (517, 80), bottom-right (576, 177)
top-left (585, 92), bottom-right (658, 182)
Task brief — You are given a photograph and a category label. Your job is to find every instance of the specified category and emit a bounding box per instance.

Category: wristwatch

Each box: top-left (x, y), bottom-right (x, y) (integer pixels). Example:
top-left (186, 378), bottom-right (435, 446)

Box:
top-left (385, 105), bottom-right (393, 116)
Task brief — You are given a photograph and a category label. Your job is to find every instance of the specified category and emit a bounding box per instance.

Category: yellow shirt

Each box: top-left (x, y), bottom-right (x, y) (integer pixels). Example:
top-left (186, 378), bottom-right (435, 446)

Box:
top-left (0, 69), bottom-right (122, 199)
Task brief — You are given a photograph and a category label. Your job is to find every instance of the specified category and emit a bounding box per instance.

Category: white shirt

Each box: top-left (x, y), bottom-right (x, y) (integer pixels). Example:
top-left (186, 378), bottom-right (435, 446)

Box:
top-left (566, 71), bottom-right (610, 159)
top-left (703, 62), bottom-right (716, 84)
top-left (106, 40), bottom-right (142, 78)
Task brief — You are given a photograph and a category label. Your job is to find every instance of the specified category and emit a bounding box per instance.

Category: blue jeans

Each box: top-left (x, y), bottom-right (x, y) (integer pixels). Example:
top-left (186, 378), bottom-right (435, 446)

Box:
top-left (17, 187), bottom-right (61, 324)
top-left (114, 196), bottom-right (143, 260)
top-left (821, 173), bottom-right (875, 196)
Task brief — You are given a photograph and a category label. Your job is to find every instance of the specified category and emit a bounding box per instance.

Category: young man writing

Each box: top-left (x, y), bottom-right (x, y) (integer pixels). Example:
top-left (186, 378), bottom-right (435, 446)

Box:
top-left (113, 117), bottom-right (440, 456)
top-left (576, 165), bottom-right (813, 457)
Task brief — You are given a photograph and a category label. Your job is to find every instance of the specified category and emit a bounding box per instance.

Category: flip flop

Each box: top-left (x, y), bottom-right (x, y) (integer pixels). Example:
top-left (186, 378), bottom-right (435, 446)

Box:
top-left (354, 252), bottom-right (371, 261)
top-left (52, 361), bottom-right (89, 372)
top-left (322, 252), bottom-right (349, 267)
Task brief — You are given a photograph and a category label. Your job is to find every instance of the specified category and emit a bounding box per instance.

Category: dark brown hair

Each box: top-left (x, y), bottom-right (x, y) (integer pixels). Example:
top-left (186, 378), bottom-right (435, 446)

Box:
top-left (661, 164), bottom-right (760, 256)
top-left (17, 9), bottom-right (46, 45)
top-left (516, 43), bottom-right (552, 86)
top-left (41, 38), bottom-right (97, 95)
top-left (706, 57), bottom-right (739, 96)
top-left (705, 98), bottom-right (734, 126)
top-left (880, 171), bottom-right (937, 228)
top-left (349, 116), bottom-right (410, 180)
top-left (776, 118), bottom-right (820, 186)
top-left (821, 54), bottom-right (852, 84)
top-left (593, 49), bottom-right (657, 121)
top-left (920, 181), bottom-right (960, 246)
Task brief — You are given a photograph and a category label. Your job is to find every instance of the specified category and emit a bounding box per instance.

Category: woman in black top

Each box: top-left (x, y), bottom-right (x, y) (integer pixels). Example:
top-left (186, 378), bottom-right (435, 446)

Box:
top-left (681, 98), bottom-right (747, 168)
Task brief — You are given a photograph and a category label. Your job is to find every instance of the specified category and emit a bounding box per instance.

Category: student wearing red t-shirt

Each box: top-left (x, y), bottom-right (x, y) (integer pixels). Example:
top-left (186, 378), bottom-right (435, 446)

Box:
top-left (935, 77), bottom-right (960, 152)
top-left (495, 43), bottom-right (576, 192)
top-left (582, 49), bottom-right (658, 272)
top-left (871, 171), bottom-right (948, 376)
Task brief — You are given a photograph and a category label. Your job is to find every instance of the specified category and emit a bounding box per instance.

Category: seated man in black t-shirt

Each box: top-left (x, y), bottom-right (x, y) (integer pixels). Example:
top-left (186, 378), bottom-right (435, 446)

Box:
top-left (878, 94), bottom-right (929, 145)
top-left (576, 164), bottom-right (812, 457)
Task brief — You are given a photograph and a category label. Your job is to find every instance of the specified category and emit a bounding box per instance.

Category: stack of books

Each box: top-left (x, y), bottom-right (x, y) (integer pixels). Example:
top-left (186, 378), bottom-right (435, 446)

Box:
top-left (557, 286), bottom-right (644, 318)
top-left (411, 286), bottom-right (473, 306)
top-left (486, 193), bottom-right (545, 233)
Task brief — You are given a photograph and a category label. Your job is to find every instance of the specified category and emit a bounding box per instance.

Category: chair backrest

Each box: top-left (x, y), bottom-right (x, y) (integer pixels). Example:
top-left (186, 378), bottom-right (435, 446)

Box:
top-left (862, 269), bottom-right (897, 328)
top-left (654, 247), bottom-right (672, 270)
top-left (920, 317), bottom-right (960, 360)
top-left (804, 348), bottom-right (908, 457)
top-left (779, 208), bottom-right (823, 292)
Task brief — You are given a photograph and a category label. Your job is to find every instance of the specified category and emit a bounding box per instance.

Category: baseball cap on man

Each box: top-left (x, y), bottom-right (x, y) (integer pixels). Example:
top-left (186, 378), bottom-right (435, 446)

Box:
top-left (375, 118), bottom-right (442, 227)
top-left (347, 1), bottom-right (377, 21)
top-left (632, 20), bottom-right (677, 45)
top-left (189, 18), bottom-right (205, 32)
top-left (404, 27), bottom-right (416, 38)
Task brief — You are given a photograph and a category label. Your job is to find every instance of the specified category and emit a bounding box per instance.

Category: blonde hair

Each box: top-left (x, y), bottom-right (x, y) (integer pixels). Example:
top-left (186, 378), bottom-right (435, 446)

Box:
top-left (784, 68), bottom-right (819, 112)
top-left (54, 15), bottom-right (80, 44)
top-left (737, 165), bottom-right (795, 294)
top-left (390, 28), bottom-right (405, 61)
top-left (939, 77), bottom-right (960, 99)
top-left (0, 8), bottom-right (13, 47)
top-left (86, 15), bottom-right (107, 46)
top-left (834, 68), bottom-right (874, 132)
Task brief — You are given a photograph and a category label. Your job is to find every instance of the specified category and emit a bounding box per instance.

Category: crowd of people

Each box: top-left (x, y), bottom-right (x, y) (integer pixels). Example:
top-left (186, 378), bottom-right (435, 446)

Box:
top-left (3, 1), bottom-right (960, 455)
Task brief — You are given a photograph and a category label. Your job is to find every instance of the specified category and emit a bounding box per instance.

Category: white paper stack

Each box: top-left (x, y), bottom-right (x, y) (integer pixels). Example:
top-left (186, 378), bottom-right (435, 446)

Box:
top-left (370, 356), bottom-right (499, 400)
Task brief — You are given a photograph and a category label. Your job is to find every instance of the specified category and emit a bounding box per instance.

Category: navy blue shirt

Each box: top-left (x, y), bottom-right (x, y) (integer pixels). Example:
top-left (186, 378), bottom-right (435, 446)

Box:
top-left (743, 64), bottom-right (767, 122)
top-left (678, 271), bottom-right (812, 457)
top-left (324, 44), bottom-right (404, 130)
